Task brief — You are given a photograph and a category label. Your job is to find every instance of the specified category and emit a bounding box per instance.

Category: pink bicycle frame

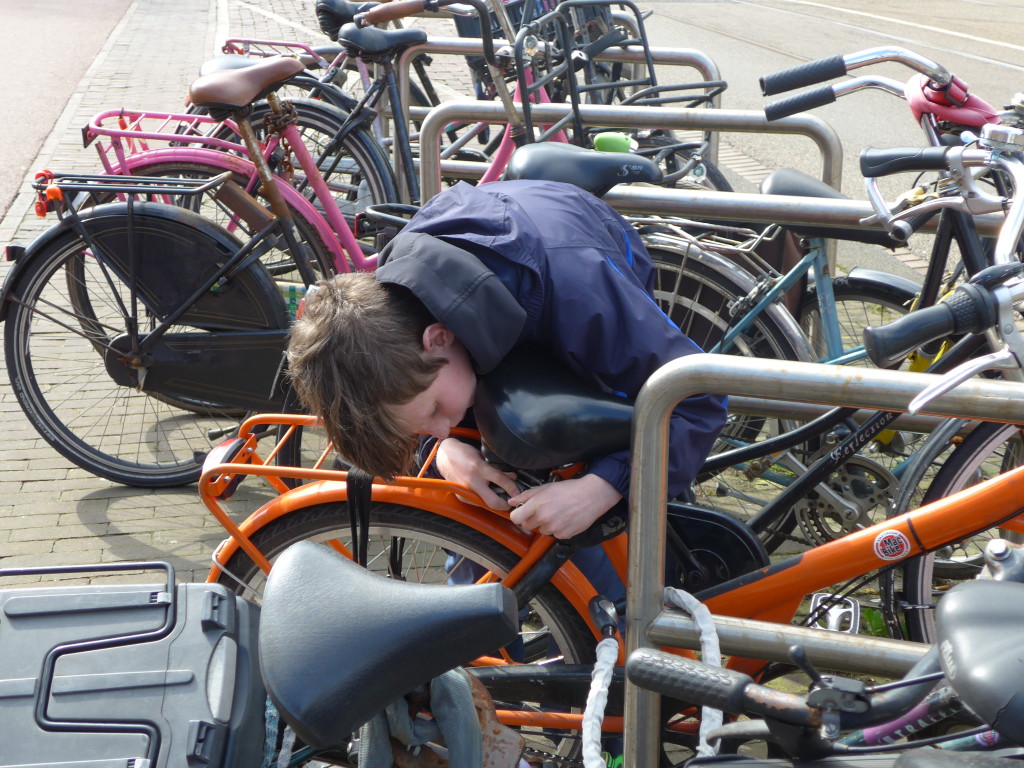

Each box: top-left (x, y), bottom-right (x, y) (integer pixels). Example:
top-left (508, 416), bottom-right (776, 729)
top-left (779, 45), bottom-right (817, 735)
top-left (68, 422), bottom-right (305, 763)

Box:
top-left (84, 109), bottom-right (375, 274)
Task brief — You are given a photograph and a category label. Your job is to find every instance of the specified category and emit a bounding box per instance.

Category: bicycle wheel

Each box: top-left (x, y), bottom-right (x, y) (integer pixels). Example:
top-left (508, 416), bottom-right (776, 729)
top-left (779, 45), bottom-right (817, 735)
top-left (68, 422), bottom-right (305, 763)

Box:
top-left (214, 500), bottom-right (596, 761)
top-left (245, 98), bottom-right (398, 238)
top-left (646, 241), bottom-right (815, 540)
top-left (634, 130), bottom-right (732, 192)
top-left (787, 277), bottom-right (917, 545)
top-left (798, 276), bottom-right (912, 366)
top-left (5, 203), bottom-right (290, 486)
top-left (895, 421), bottom-right (1024, 643)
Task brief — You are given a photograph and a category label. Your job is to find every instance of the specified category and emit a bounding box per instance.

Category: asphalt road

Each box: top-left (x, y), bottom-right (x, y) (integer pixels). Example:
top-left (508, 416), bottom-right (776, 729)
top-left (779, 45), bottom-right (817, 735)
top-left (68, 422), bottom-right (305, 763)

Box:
top-left (643, 0), bottom-right (1024, 275)
top-left (0, 0), bottom-right (133, 218)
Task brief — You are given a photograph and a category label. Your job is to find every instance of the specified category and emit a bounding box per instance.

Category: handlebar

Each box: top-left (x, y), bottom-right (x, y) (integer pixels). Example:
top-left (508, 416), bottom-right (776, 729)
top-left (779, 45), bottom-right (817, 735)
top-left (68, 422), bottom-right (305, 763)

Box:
top-left (626, 645), bottom-right (943, 745)
top-left (858, 133), bottom-right (1024, 246)
top-left (764, 74), bottom-right (906, 121)
top-left (864, 263), bottom-right (1024, 368)
top-left (357, 0), bottom-right (427, 24)
top-left (859, 146), bottom-right (950, 178)
top-left (761, 46), bottom-right (950, 97)
top-left (355, 0), bottom-right (504, 78)
top-left (627, 649), bottom-right (815, 724)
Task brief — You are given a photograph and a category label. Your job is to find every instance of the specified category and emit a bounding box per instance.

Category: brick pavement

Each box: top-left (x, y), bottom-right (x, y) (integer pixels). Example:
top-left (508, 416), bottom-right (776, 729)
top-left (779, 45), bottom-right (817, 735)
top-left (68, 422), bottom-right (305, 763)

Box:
top-left (0, 0), bottom-right (926, 588)
top-left (0, 0), bottom-right (469, 585)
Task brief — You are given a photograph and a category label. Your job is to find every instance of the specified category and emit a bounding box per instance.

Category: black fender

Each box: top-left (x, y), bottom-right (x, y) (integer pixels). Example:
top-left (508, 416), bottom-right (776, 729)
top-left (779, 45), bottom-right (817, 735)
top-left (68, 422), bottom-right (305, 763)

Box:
top-left (1, 216), bottom-right (83, 324)
top-left (844, 266), bottom-right (922, 304)
top-left (2, 201), bottom-right (282, 327)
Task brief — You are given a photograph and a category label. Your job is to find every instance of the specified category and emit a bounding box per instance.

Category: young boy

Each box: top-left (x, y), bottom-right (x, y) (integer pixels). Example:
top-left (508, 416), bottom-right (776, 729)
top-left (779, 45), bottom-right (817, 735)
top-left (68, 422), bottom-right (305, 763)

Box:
top-left (288, 179), bottom-right (727, 541)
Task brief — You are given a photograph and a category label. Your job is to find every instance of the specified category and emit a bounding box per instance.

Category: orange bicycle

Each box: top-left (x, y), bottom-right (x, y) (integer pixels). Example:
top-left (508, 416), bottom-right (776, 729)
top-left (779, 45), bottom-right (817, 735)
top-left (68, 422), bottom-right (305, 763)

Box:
top-left (198, 141), bottom-right (1024, 758)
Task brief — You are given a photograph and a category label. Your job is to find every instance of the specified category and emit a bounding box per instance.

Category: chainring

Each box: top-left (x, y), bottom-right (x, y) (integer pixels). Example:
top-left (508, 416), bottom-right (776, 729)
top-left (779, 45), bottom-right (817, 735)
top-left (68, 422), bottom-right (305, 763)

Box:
top-left (793, 454), bottom-right (898, 545)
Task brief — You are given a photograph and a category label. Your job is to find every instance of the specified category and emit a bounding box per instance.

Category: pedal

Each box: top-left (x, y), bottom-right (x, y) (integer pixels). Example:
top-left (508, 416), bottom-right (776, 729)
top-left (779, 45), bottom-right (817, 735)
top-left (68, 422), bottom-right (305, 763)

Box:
top-left (808, 593), bottom-right (860, 634)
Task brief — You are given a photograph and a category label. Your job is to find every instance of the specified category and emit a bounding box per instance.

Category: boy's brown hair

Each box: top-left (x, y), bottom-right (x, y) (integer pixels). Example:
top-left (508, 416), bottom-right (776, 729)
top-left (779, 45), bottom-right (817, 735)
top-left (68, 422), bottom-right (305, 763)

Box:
top-left (287, 273), bottom-right (444, 479)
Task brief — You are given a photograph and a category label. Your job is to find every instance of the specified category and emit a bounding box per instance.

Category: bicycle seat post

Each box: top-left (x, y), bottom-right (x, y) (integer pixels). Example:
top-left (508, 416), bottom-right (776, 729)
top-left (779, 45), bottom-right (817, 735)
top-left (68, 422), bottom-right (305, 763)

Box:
top-left (232, 90), bottom-right (318, 285)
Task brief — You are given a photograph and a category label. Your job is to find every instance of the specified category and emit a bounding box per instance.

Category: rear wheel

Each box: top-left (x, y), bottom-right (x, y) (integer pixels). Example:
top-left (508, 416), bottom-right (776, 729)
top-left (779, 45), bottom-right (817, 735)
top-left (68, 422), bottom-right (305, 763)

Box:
top-left (214, 501), bottom-right (596, 761)
top-left (646, 242), bottom-right (815, 548)
top-left (4, 204), bottom-right (289, 486)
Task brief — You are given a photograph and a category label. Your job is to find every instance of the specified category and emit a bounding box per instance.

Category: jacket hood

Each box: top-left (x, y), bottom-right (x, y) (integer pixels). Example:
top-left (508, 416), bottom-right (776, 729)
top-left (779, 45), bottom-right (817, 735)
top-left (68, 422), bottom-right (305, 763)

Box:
top-left (376, 231), bottom-right (527, 374)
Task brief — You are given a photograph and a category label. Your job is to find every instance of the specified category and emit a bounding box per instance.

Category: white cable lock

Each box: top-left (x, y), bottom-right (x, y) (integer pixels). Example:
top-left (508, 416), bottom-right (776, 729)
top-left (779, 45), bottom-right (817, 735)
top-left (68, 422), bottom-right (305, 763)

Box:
top-left (664, 587), bottom-right (722, 757)
top-left (582, 636), bottom-right (620, 768)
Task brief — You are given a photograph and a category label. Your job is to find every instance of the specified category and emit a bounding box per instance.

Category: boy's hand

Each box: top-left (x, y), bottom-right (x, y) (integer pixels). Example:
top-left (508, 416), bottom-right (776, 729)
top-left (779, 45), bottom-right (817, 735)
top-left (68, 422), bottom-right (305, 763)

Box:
top-left (509, 475), bottom-right (622, 540)
top-left (435, 438), bottom-right (518, 510)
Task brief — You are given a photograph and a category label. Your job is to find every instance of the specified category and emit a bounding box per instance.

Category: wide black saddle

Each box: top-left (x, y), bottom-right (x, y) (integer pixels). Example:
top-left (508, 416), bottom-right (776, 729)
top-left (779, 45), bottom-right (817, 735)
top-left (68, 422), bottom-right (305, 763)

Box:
top-left (504, 142), bottom-right (663, 198)
top-left (474, 345), bottom-right (633, 470)
top-left (337, 22), bottom-right (428, 57)
top-left (258, 541), bottom-right (518, 749)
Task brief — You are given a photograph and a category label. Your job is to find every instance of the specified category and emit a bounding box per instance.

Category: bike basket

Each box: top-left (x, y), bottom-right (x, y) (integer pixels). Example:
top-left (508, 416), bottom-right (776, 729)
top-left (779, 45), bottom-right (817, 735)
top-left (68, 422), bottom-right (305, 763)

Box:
top-left (453, 0), bottom-right (560, 41)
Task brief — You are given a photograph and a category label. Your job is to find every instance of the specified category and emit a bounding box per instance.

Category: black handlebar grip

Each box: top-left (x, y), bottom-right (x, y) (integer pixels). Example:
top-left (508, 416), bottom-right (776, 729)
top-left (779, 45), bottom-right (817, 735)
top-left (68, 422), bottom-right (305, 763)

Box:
top-left (764, 85), bottom-right (836, 121)
top-left (760, 55), bottom-right (847, 96)
top-left (626, 649), bottom-right (751, 713)
top-left (859, 146), bottom-right (950, 178)
top-left (863, 285), bottom-right (996, 368)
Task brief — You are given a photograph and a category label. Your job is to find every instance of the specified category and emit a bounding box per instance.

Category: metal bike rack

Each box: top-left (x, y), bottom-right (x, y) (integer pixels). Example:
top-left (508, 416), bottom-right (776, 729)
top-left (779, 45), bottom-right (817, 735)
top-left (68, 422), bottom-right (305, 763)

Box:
top-left (603, 183), bottom-right (1006, 236)
top-left (418, 100), bottom-right (841, 200)
top-left (624, 355), bottom-right (1024, 768)
top-left (397, 37), bottom-right (725, 157)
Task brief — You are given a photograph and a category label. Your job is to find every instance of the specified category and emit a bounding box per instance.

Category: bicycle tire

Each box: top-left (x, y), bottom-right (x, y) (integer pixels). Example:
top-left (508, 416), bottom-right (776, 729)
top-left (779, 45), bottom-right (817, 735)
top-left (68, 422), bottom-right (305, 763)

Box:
top-left (5, 202), bottom-right (290, 487)
top-left (896, 421), bottom-right (1024, 643)
top-left (635, 130), bottom-right (733, 193)
top-left (799, 276), bottom-right (913, 366)
top-left (784, 277), bottom-right (918, 546)
top-left (214, 500), bottom-right (596, 759)
top-left (645, 240), bottom-right (815, 542)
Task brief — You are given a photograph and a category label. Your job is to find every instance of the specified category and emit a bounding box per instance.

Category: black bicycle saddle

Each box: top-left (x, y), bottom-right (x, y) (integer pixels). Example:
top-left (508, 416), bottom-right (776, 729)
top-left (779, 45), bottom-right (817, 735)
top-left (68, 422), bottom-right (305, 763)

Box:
top-left (259, 541), bottom-right (517, 749)
top-left (337, 22), bottom-right (428, 56)
top-left (503, 142), bottom-right (663, 198)
top-left (474, 345), bottom-right (633, 471)
top-left (760, 167), bottom-right (905, 248)
top-left (316, 0), bottom-right (379, 40)
top-left (935, 579), bottom-right (1024, 743)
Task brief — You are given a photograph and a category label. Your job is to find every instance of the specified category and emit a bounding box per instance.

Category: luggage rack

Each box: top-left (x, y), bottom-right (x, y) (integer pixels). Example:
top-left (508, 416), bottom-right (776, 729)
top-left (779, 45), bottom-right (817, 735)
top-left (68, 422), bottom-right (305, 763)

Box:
top-left (32, 171), bottom-right (233, 197)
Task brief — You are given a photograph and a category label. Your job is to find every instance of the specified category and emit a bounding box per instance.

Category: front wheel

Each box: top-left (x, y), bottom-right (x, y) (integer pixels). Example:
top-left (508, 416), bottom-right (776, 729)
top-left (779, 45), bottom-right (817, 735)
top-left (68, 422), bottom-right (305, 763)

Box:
top-left (4, 204), bottom-right (290, 486)
top-left (892, 421), bottom-right (1024, 643)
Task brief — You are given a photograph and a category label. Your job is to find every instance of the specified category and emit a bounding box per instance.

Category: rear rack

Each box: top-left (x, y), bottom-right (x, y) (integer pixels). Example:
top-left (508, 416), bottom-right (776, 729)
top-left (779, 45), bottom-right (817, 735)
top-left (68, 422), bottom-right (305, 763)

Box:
top-left (32, 171), bottom-right (234, 197)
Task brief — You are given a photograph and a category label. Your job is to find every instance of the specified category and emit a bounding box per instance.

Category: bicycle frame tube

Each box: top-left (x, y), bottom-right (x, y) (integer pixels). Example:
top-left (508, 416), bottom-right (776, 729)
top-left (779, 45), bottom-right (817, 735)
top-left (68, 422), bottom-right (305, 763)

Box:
top-left (105, 148), bottom-right (350, 272)
top-left (277, 119), bottom-right (377, 271)
top-left (203, 469), bottom-right (607, 644)
top-left (478, 72), bottom-right (570, 185)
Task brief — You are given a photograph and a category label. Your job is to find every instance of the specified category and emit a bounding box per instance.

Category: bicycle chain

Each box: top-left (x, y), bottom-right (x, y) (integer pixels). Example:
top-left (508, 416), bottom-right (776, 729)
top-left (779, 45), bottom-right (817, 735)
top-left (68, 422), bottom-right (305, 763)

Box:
top-left (263, 102), bottom-right (300, 179)
top-left (522, 745), bottom-right (585, 768)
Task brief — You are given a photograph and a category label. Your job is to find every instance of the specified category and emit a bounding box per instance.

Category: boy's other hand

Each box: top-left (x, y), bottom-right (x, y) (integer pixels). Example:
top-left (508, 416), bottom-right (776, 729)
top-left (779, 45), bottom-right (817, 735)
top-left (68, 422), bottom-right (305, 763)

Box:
top-left (509, 475), bottom-right (622, 540)
top-left (436, 438), bottom-right (518, 510)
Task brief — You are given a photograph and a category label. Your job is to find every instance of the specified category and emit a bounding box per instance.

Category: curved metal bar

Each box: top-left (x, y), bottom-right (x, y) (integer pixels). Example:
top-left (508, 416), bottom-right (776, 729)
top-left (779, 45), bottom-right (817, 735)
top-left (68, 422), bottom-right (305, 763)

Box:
top-left (624, 354), bottom-right (1024, 768)
top-left (418, 99), bottom-right (842, 200)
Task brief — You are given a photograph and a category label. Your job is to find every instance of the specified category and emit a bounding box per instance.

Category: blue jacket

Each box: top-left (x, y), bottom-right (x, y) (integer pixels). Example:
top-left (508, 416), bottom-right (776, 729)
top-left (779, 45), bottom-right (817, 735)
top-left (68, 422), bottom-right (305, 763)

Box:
top-left (376, 179), bottom-right (727, 499)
